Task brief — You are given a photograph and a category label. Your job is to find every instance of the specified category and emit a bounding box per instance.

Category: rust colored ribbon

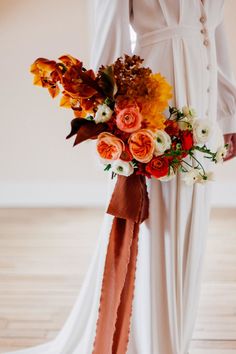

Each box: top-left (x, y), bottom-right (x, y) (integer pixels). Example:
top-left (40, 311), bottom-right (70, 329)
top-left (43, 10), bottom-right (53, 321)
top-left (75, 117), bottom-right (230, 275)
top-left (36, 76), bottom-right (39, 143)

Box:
top-left (92, 174), bottom-right (149, 354)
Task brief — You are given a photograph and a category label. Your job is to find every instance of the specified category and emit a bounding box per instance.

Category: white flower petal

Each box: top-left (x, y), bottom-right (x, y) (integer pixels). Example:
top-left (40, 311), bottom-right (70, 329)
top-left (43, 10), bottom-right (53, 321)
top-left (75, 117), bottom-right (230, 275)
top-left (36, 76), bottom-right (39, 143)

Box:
top-left (182, 106), bottom-right (197, 118)
top-left (94, 104), bottom-right (113, 124)
top-left (193, 119), bottom-right (213, 144)
top-left (154, 130), bottom-right (171, 156)
top-left (198, 171), bottom-right (215, 184)
top-left (210, 123), bottom-right (224, 150)
top-left (182, 106), bottom-right (190, 116)
top-left (178, 116), bottom-right (195, 131)
top-left (215, 146), bottom-right (228, 163)
top-left (181, 168), bottom-right (200, 186)
top-left (110, 159), bottom-right (134, 177)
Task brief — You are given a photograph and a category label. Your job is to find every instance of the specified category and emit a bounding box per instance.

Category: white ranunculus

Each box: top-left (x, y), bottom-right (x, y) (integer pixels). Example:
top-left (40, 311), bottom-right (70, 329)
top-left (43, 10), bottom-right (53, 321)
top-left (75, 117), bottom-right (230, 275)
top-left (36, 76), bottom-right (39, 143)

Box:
top-left (154, 130), bottom-right (172, 156)
top-left (198, 171), bottom-right (215, 184)
top-left (182, 105), bottom-right (197, 118)
top-left (181, 168), bottom-right (200, 186)
top-left (178, 106), bottom-right (197, 130)
top-left (211, 122), bottom-right (224, 151)
top-left (94, 104), bottom-right (113, 124)
top-left (159, 167), bottom-right (176, 182)
top-left (182, 106), bottom-right (190, 116)
top-left (193, 119), bottom-right (213, 144)
top-left (215, 146), bottom-right (228, 163)
top-left (111, 159), bottom-right (134, 177)
top-left (178, 116), bottom-right (195, 131)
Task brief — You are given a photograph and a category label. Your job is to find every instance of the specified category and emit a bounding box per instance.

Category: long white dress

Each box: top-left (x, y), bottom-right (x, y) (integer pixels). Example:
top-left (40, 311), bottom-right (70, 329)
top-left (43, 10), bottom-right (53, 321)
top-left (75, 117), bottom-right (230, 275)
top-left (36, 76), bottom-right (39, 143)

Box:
top-left (5, 1), bottom-right (236, 354)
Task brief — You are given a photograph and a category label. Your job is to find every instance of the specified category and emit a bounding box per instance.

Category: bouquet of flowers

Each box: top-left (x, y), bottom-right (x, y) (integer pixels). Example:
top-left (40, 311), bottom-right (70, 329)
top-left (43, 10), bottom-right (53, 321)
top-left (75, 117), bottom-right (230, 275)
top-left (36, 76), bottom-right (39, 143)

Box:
top-left (30, 54), bottom-right (228, 186)
top-left (30, 54), bottom-right (228, 354)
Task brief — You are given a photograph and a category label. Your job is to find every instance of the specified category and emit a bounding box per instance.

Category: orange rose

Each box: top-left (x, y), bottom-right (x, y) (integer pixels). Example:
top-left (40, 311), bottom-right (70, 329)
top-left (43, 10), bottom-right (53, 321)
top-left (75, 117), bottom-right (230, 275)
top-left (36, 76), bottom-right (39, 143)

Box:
top-left (129, 129), bottom-right (155, 163)
top-left (146, 156), bottom-right (169, 178)
top-left (97, 132), bottom-right (125, 160)
top-left (116, 106), bottom-right (142, 133)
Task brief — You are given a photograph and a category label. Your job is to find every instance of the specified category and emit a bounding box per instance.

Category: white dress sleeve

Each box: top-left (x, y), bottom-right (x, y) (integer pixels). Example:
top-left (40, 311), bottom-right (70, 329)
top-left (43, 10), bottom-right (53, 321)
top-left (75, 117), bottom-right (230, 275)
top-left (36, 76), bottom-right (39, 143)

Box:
top-left (215, 18), bottom-right (236, 134)
top-left (90, 0), bottom-right (132, 71)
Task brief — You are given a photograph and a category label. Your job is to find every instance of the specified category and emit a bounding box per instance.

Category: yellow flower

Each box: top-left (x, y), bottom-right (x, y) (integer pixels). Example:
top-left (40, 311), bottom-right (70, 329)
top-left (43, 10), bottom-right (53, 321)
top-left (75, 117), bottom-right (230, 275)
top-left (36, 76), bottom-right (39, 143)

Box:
top-left (138, 73), bottom-right (173, 131)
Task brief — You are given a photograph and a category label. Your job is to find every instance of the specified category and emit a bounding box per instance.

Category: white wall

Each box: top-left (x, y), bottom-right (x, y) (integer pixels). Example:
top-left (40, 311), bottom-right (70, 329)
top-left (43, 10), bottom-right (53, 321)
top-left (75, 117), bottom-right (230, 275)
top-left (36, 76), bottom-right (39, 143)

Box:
top-left (0, 0), bottom-right (235, 207)
top-left (0, 0), bottom-right (108, 206)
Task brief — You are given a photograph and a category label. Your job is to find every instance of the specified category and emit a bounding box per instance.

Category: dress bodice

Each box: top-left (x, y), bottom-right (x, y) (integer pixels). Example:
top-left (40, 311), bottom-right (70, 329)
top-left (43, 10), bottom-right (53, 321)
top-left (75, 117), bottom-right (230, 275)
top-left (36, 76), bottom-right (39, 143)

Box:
top-left (90, 0), bottom-right (236, 135)
top-left (131, 0), bottom-right (224, 36)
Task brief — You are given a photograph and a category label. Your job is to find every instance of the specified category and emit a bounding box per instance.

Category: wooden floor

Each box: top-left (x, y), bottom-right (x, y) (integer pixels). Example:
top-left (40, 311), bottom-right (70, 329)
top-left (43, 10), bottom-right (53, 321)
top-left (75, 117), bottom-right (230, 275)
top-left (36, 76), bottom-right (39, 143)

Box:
top-left (0, 208), bottom-right (235, 354)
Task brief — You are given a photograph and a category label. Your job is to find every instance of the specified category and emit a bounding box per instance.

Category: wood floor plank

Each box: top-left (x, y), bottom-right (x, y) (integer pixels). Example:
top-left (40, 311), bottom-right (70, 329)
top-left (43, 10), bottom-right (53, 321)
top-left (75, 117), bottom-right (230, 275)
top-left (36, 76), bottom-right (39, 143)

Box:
top-left (0, 208), bottom-right (235, 353)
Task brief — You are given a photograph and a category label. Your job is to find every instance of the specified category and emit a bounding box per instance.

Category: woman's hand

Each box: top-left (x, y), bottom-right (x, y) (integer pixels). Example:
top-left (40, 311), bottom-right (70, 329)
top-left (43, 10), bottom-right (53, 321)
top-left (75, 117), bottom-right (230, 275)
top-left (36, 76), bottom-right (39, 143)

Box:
top-left (223, 133), bottom-right (236, 161)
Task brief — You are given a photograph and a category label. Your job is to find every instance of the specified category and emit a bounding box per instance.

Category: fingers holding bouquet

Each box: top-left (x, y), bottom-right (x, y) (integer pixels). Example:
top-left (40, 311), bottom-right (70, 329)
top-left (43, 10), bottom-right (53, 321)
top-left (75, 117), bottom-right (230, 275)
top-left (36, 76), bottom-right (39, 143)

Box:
top-left (223, 133), bottom-right (236, 161)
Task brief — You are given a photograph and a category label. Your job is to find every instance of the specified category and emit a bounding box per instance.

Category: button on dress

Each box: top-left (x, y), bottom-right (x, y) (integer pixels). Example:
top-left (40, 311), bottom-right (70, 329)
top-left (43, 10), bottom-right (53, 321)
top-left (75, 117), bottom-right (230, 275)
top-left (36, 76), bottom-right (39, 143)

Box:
top-left (5, 1), bottom-right (236, 354)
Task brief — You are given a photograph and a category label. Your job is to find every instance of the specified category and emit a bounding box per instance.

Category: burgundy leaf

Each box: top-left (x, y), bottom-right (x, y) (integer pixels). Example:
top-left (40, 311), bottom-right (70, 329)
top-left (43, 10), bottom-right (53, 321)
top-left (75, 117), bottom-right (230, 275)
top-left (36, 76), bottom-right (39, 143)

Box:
top-left (66, 118), bottom-right (107, 146)
top-left (73, 122), bottom-right (107, 146)
top-left (66, 118), bottom-right (84, 139)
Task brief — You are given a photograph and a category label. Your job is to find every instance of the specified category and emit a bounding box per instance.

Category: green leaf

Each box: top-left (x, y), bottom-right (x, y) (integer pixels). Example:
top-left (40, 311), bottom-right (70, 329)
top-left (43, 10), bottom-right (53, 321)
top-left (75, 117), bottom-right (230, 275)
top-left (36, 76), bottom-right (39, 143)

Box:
top-left (104, 164), bottom-right (112, 171)
top-left (111, 171), bottom-right (117, 179)
top-left (86, 115), bottom-right (94, 121)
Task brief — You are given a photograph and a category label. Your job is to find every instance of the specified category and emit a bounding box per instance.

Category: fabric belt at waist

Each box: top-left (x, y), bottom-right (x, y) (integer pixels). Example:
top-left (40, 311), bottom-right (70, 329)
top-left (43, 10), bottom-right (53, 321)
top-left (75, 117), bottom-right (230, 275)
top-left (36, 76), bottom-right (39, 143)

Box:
top-left (136, 26), bottom-right (214, 48)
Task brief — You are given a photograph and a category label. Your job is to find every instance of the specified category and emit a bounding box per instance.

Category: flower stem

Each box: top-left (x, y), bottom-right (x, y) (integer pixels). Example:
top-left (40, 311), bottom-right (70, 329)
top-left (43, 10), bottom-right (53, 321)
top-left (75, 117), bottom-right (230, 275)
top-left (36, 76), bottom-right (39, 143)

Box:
top-left (189, 151), bottom-right (206, 175)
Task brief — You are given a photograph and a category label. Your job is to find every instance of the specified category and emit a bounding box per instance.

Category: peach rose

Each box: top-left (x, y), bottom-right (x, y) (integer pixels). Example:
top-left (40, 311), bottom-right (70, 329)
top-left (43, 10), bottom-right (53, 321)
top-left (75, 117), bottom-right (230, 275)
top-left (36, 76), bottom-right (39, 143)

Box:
top-left (97, 132), bottom-right (125, 160)
top-left (116, 106), bottom-right (142, 133)
top-left (129, 129), bottom-right (155, 163)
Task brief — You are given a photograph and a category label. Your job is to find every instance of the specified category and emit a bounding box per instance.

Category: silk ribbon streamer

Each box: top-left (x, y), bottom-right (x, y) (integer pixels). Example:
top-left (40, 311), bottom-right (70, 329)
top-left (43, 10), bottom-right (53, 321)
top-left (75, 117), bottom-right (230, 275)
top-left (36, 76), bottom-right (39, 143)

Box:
top-left (92, 174), bottom-right (149, 354)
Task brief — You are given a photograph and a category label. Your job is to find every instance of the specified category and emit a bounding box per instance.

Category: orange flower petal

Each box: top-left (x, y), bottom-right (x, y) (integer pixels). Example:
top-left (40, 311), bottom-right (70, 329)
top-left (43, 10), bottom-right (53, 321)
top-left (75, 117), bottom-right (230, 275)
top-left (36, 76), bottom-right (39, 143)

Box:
top-left (59, 54), bottom-right (80, 67)
top-left (60, 95), bottom-right (72, 108)
top-left (30, 62), bottom-right (38, 74)
top-left (37, 60), bottom-right (57, 73)
top-left (48, 85), bottom-right (60, 98)
top-left (33, 74), bottom-right (43, 86)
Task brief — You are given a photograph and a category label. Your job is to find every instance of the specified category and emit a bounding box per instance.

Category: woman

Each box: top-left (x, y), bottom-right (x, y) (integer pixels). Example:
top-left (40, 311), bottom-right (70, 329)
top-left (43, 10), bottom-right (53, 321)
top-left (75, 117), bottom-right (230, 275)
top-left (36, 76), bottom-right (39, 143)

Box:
top-left (6, 1), bottom-right (236, 354)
